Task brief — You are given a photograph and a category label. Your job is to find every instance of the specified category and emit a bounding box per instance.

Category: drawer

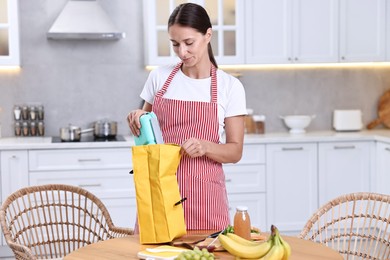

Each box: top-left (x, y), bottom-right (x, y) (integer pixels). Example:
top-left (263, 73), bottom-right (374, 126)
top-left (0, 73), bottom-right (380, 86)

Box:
top-left (29, 169), bottom-right (136, 198)
top-left (29, 148), bottom-right (132, 171)
top-left (223, 164), bottom-right (266, 193)
top-left (238, 144), bottom-right (266, 165)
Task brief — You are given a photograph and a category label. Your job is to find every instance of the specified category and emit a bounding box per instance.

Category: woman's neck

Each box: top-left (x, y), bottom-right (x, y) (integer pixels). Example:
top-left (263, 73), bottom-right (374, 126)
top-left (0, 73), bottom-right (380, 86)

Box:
top-left (182, 60), bottom-right (211, 79)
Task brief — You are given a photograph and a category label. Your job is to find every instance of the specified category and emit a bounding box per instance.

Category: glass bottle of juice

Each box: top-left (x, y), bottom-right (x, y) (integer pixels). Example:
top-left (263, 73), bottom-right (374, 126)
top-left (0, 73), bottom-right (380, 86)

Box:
top-left (233, 206), bottom-right (251, 240)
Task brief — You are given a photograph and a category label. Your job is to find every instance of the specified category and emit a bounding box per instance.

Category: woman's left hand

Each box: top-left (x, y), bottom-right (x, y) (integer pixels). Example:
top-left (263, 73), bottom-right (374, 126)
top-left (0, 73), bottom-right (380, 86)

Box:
top-left (181, 138), bottom-right (208, 158)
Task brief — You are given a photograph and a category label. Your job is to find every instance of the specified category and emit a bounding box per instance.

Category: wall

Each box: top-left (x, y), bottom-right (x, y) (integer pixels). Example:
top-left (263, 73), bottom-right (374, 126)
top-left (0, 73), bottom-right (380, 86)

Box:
top-left (0, 0), bottom-right (148, 137)
top-left (239, 66), bottom-right (390, 132)
top-left (0, 0), bottom-right (390, 137)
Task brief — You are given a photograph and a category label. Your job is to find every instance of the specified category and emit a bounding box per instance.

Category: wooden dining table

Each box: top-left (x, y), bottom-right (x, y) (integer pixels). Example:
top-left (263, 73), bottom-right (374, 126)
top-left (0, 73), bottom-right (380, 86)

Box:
top-left (64, 232), bottom-right (343, 260)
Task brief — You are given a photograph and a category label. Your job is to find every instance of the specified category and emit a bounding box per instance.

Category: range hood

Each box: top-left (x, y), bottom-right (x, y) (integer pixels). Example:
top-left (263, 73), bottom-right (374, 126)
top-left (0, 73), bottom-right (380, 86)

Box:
top-left (47, 0), bottom-right (125, 40)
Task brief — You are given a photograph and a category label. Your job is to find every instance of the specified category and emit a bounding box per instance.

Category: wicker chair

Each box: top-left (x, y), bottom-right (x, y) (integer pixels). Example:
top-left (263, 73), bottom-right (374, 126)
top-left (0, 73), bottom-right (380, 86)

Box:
top-left (299, 192), bottom-right (390, 260)
top-left (0, 184), bottom-right (134, 260)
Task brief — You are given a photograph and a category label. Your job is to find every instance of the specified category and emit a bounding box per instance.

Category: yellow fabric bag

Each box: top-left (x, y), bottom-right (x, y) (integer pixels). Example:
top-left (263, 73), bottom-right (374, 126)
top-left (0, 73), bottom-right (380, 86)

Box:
top-left (132, 144), bottom-right (187, 244)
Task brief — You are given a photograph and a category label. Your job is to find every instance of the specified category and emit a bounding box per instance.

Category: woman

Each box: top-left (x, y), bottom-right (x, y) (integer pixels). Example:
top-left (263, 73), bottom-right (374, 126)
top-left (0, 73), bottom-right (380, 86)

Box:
top-left (128, 3), bottom-right (247, 230)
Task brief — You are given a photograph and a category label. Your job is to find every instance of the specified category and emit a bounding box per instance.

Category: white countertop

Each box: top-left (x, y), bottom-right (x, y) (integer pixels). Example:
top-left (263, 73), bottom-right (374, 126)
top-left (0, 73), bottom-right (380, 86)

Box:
top-left (1, 130), bottom-right (390, 150)
top-left (243, 129), bottom-right (390, 144)
top-left (0, 135), bottom-right (135, 150)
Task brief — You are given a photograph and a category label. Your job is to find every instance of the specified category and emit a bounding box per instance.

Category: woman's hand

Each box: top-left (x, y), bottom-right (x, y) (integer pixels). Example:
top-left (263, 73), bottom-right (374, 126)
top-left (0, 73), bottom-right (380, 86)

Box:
top-left (180, 116), bottom-right (245, 163)
top-left (127, 102), bottom-right (152, 136)
top-left (181, 138), bottom-right (209, 158)
top-left (127, 109), bottom-right (148, 136)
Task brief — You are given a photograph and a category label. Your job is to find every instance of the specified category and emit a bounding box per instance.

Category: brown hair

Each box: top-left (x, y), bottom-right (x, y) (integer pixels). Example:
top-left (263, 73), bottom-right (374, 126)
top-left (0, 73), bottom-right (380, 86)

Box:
top-left (168, 3), bottom-right (218, 68)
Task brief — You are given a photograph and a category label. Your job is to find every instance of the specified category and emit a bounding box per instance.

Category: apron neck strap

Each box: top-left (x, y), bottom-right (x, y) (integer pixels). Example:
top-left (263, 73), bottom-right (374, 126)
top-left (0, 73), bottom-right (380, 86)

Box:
top-left (157, 62), bottom-right (218, 103)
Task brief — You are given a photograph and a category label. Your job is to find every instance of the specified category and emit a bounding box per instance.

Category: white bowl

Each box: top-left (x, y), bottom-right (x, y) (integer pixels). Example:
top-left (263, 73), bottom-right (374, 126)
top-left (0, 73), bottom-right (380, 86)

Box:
top-left (280, 115), bottom-right (315, 134)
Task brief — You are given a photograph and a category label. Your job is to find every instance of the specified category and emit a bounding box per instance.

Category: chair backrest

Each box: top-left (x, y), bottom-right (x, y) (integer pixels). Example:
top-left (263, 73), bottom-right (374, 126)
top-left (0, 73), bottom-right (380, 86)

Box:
top-left (0, 184), bottom-right (132, 260)
top-left (299, 192), bottom-right (390, 260)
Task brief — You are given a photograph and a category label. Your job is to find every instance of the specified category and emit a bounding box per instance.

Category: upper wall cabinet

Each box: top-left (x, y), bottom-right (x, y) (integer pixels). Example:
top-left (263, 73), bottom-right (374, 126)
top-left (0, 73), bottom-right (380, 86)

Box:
top-left (339, 0), bottom-right (385, 62)
top-left (144, 0), bottom-right (389, 65)
top-left (143, 0), bottom-right (244, 66)
top-left (387, 0), bottom-right (390, 60)
top-left (245, 0), bottom-right (339, 64)
top-left (0, 0), bottom-right (20, 66)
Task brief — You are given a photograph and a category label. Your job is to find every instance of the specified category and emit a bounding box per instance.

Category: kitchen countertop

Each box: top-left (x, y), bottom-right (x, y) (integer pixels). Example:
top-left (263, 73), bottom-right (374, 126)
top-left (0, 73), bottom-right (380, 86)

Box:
top-left (1, 130), bottom-right (390, 150)
top-left (243, 129), bottom-right (390, 144)
top-left (0, 135), bottom-right (135, 150)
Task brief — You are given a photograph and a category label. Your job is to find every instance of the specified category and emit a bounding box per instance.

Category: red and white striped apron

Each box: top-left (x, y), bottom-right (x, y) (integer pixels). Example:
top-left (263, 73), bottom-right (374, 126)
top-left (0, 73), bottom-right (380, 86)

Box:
top-left (153, 63), bottom-right (230, 230)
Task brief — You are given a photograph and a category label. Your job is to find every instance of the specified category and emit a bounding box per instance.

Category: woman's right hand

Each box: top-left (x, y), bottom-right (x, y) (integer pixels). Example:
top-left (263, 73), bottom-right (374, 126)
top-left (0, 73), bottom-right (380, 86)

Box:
top-left (127, 109), bottom-right (148, 137)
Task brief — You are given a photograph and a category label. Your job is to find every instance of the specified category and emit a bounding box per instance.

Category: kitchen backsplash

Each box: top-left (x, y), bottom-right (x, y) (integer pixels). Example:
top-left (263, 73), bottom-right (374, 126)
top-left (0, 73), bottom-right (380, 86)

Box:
top-left (237, 66), bottom-right (390, 132)
top-left (0, 1), bottom-right (390, 137)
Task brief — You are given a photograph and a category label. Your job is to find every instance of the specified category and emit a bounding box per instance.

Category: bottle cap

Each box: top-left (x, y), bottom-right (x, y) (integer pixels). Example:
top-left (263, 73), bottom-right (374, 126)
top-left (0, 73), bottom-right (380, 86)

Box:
top-left (236, 206), bottom-right (248, 211)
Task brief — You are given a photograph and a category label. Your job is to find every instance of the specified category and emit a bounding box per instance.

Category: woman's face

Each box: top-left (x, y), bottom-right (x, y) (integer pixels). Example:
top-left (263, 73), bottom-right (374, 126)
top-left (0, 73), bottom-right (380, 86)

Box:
top-left (168, 24), bottom-right (211, 67)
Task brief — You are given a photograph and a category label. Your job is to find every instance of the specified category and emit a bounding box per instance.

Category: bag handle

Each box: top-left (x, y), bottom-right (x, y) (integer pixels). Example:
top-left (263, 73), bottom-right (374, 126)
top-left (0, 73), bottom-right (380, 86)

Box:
top-left (174, 197), bottom-right (187, 206)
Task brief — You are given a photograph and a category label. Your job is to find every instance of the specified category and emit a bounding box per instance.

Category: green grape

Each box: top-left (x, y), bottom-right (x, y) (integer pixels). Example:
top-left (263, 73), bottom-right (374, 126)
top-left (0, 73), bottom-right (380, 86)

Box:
top-left (201, 249), bottom-right (209, 257)
top-left (174, 247), bottom-right (215, 260)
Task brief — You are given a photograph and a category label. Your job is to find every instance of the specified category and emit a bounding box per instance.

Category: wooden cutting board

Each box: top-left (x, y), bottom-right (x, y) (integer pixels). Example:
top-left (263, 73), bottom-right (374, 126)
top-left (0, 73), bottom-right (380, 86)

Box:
top-left (367, 89), bottom-right (390, 129)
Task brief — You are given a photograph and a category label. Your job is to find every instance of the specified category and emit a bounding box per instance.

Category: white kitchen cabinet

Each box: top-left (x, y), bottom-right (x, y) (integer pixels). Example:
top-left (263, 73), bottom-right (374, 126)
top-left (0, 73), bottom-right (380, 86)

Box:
top-left (228, 193), bottom-right (266, 231)
top-left (143, 0), bottom-right (245, 66)
top-left (375, 141), bottom-right (390, 195)
top-left (245, 0), bottom-right (338, 64)
top-left (318, 141), bottom-right (373, 205)
top-left (0, 154), bottom-right (1, 247)
top-left (0, 150), bottom-right (28, 247)
top-left (28, 148), bottom-right (136, 229)
top-left (387, 0), bottom-right (390, 60)
top-left (0, 150), bottom-right (29, 203)
top-left (266, 143), bottom-right (318, 236)
top-left (339, 0), bottom-right (386, 62)
top-left (0, 0), bottom-right (20, 66)
top-left (223, 144), bottom-right (266, 230)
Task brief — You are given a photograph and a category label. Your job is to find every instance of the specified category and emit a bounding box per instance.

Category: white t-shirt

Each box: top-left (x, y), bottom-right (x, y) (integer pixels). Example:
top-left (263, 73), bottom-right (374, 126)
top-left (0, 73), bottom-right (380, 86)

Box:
top-left (140, 64), bottom-right (247, 142)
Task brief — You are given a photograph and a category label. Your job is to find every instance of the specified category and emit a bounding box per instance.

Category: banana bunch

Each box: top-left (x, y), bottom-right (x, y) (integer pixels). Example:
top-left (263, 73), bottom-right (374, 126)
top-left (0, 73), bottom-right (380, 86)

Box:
top-left (218, 225), bottom-right (291, 259)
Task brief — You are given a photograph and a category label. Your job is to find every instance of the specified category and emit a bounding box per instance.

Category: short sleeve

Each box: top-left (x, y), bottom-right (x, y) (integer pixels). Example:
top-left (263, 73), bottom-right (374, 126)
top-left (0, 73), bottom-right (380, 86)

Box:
top-left (224, 76), bottom-right (247, 118)
top-left (139, 65), bottom-right (176, 104)
top-left (140, 69), bottom-right (159, 105)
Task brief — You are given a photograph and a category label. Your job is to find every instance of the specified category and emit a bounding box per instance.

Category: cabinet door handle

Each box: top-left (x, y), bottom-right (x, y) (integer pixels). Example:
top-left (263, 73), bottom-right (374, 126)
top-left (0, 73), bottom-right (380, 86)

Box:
top-left (77, 158), bottom-right (101, 162)
top-left (333, 145), bottom-right (355, 150)
top-left (282, 147), bottom-right (304, 151)
top-left (385, 147), bottom-right (390, 152)
top-left (225, 179), bottom-right (232, 183)
top-left (78, 183), bottom-right (102, 188)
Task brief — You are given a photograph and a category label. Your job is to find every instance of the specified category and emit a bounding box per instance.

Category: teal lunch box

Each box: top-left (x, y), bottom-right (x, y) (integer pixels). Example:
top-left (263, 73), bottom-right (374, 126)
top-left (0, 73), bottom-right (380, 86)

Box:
top-left (134, 112), bottom-right (164, 146)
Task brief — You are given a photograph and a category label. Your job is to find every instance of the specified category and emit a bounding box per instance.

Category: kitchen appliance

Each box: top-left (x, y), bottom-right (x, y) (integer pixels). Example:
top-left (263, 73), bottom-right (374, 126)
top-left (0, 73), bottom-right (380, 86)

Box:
top-left (333, 110), bottom-right (363, 131)
top-left (47, 0), bottom-right (125, 40)
top-left (367, 89), bottom-right (390, 129)
top-left (52, 135), bottom-right (126, 143)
